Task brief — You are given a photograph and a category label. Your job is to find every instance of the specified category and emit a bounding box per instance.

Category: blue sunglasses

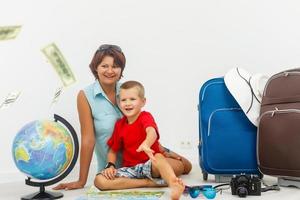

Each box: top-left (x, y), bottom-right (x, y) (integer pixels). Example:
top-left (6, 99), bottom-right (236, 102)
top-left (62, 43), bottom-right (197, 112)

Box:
top-left (184, 185), bottom-right (216, 199)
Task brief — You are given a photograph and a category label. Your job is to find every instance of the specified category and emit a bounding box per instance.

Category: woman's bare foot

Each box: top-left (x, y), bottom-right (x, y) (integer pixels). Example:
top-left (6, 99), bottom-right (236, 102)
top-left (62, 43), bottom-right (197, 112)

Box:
top-left (169, 177), bottom-right (185, 200)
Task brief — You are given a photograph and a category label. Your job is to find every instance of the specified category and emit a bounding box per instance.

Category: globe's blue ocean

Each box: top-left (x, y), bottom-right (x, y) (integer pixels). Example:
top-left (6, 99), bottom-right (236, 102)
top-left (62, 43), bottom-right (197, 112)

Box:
top-left (12, 120), bottom-right (74, 180)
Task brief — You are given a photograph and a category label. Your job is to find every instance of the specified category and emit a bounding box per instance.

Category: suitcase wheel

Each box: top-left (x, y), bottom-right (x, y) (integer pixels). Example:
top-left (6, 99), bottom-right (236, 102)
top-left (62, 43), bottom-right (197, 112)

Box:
top-left (202, 172), bottom-right (208, 181)
top-left (259, 172), bottom-right (264, 179)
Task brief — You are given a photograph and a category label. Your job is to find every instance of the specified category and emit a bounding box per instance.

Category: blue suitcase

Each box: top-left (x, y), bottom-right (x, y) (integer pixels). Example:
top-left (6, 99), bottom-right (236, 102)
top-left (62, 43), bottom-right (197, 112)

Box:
top-left (198, 78), bottom-right (259, 180)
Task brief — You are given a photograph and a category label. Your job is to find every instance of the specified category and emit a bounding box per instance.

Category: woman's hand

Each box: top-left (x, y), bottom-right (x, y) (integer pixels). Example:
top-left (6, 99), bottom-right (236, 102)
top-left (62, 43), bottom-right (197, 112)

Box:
top-left (53, 180), bottom-right (85, 190)
top-left (158, 144), bottom-right (181, 160)
top-left (163, 150), bottom-right (182, 160)
top-left (101, 167), bottom-right (117, 180)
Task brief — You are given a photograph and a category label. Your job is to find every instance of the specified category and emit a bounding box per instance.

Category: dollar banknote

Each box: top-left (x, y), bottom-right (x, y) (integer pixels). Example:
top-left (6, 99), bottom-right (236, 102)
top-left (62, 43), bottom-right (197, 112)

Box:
top-left (51, 86), bottom-right (63, 105)
top-left (0, 91), bottom-right (21, 110)
top-left (0, 25), bottom-right (21, 41)
top-left (41, 43), bottom-right (76, 87)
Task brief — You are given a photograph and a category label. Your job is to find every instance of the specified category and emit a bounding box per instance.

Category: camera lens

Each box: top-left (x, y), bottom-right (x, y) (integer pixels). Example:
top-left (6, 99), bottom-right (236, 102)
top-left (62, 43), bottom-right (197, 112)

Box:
top-left (237, 186), bottom-right (248, 198)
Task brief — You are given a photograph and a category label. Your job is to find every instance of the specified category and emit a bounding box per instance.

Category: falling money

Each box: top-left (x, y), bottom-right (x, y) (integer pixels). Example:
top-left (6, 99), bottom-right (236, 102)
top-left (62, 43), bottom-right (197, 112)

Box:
top-left (41, 43), bottom-right (76, 87)
top-left (0, 25), bottom-right (22, 41)
top-left (0, 91), bottom-right (21, 110)
top-left (51, 86), bottom-right (63, 106)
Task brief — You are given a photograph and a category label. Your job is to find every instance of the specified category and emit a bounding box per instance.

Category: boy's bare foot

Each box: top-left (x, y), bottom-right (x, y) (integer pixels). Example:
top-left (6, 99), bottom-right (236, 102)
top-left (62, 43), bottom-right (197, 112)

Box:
top-left (170, 177), bottom-right (185, 200)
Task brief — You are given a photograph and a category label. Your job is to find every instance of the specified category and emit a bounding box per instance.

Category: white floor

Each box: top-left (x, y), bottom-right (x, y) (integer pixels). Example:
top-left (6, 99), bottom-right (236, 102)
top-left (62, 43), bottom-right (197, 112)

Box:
top-left (2, 165), bottom-right (300, 200)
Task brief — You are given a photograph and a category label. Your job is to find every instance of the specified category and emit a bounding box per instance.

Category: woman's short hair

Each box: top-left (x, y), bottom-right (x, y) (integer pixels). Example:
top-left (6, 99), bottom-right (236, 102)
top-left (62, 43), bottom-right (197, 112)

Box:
top-left (89, 45), bottom-right (126, 79)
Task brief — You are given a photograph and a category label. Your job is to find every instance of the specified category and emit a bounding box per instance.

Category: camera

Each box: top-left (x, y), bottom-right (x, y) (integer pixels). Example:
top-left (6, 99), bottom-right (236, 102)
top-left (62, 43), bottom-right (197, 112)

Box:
top-left (230, 175), bottom-right (261, 198)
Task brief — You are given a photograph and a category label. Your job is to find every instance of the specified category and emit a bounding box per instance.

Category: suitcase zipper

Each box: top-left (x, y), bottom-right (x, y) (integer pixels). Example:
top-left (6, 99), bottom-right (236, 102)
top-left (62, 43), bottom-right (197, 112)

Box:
top-left (263, 71), bottom-right (300, 97)
top-left (208, 108), bottom-right (241, 136)
top-left (201, 81), bottom-right (224, 101)
top-left (259, 108), bottom-right (300, 120)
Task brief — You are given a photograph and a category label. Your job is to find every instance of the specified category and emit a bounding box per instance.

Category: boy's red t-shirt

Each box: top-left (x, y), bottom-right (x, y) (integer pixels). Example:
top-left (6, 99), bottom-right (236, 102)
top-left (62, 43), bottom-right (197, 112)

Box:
top-left (107, 111), bottom-right (161, 167)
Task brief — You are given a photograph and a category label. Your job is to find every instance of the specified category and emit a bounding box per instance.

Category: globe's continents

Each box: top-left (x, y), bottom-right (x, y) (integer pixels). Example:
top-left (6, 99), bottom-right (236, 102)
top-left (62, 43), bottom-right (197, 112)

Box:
top-left (12, 120), bottom-right (74, 180)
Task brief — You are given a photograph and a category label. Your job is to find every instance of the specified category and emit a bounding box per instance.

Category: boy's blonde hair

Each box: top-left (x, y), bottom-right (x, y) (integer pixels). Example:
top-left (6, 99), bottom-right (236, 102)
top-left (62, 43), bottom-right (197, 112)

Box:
top-left (120, 80), bottom-right (145, 98)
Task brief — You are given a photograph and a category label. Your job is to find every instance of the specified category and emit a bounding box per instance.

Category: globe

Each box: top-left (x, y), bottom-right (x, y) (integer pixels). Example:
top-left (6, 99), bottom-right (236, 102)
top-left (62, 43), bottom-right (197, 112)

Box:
top-left (12, 120), bottom-right (74, 180)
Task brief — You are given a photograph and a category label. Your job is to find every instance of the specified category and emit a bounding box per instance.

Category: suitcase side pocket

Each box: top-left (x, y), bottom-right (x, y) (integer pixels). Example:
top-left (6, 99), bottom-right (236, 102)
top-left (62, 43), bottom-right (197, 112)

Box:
top-left (258, 109), bottom-right (300, 177)
top-left (203, 108), bottom-right (257, 174)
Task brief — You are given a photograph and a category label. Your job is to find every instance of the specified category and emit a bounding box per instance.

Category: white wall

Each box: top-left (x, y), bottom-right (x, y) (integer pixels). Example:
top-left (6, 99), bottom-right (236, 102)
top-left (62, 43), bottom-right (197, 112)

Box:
top-left (1, 0), bottom-right (300, 183)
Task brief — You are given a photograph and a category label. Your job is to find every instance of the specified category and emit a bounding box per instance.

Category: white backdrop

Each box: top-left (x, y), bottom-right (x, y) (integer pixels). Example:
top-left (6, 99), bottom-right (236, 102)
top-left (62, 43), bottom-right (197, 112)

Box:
top-left (0, 0), bottom-right (299, 183)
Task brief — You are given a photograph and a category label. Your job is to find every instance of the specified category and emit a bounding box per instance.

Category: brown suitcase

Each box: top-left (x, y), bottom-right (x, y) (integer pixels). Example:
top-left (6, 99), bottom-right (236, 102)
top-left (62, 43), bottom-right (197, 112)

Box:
top-left (258, 68), bottom-right (300, 177)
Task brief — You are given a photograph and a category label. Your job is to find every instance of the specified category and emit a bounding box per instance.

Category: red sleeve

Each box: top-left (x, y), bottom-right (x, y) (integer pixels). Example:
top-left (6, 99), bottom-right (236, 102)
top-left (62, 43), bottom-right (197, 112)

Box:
top-left (140, 112), bottom-right (160, 139)
top-left (107, 120), bottom-right (122, 152)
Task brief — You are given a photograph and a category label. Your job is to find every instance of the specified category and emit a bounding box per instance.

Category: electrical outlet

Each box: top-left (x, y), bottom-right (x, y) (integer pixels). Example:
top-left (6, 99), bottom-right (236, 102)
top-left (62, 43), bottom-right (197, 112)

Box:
top-left (179, 141), bottom-right (192, 149)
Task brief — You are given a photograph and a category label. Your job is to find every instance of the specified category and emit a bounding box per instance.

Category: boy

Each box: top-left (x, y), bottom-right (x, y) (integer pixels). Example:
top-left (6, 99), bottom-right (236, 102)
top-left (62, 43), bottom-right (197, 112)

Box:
top-left (94, 80), bottom-right (185, 200)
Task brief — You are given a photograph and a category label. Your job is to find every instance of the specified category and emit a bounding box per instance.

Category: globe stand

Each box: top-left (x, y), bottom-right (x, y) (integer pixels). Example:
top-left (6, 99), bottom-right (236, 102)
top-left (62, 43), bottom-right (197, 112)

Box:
top-left (20, 114), bottom-right (79, 200)
top-left (21, 178), bottom-right (63, 200)
top-left (22, 179), bottom-right (63, 200)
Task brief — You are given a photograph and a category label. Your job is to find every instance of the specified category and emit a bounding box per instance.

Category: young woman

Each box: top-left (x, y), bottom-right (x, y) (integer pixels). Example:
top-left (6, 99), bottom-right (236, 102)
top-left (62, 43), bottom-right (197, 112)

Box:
top-left (53, 44), bottom-right (192, 190)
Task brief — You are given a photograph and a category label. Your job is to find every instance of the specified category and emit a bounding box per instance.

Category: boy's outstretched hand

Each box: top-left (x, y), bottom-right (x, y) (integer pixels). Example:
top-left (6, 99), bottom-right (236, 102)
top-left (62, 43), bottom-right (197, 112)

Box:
top-left (136, 143), bottom-right (156, 161)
